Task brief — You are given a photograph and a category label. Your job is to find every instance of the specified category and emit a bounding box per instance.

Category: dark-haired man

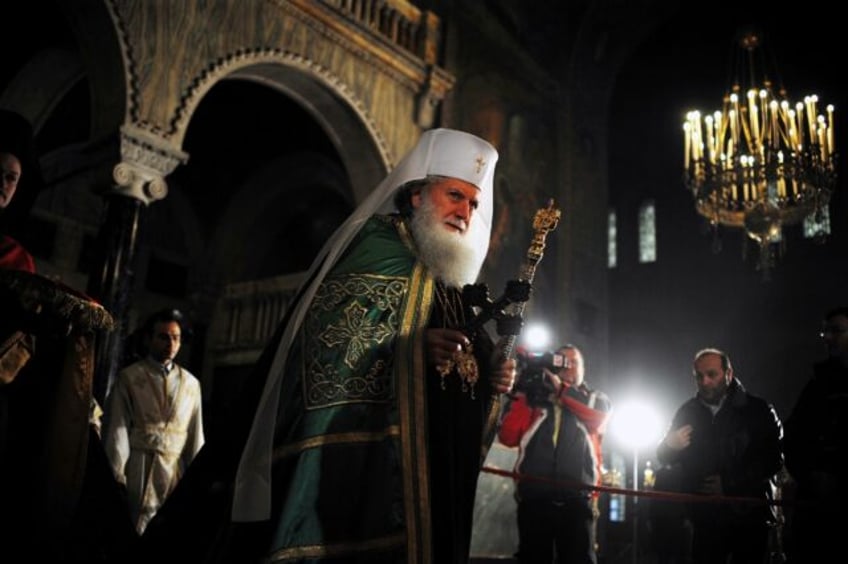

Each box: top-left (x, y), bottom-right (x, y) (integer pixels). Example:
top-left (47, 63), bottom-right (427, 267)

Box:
top-left (103, 308), bottom-right (205, 534)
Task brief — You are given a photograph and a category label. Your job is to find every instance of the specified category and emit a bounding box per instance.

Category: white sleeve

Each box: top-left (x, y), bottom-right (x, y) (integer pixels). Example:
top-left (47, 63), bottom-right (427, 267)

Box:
top-left (101, 372), bottom-right (133, 485)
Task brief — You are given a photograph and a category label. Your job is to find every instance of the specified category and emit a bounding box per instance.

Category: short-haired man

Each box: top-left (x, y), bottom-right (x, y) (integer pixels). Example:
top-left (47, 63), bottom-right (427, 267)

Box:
top-left (657, 348), bottom-right (783, 564)
top-left (498, 344), bottom-right (611, 564)
top-left (103, 308), bottom-right (205, 535)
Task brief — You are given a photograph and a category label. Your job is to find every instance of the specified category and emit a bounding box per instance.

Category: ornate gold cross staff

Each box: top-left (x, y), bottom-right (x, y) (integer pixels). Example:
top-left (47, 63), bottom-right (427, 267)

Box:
top-left (452, 199), bottom-right (560, 399)
top-left (497, 198), bottom-right (561, 361)
top-left (475, 198), bottom-right (560, 455)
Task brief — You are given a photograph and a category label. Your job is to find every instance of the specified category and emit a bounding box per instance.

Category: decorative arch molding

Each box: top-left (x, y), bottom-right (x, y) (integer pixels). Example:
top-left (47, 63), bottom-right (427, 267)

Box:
top-left (175, 50), bottom-right (391, 205)
top-left (178, 50), bottom-right (388, 158)
top-left (100, 0), bottom-right (451, 205)
top-left (103, 0), bottom-right (142, 129)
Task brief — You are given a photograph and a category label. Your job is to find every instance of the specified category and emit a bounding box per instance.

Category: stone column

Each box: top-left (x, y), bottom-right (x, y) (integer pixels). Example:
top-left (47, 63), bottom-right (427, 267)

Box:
top-left (88, 125), bottom-right (187, 403)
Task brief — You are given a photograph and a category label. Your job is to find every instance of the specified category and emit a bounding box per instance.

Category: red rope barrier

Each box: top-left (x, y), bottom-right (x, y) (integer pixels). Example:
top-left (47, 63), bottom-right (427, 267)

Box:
top-left (481, 465), bottom-right (789, 507)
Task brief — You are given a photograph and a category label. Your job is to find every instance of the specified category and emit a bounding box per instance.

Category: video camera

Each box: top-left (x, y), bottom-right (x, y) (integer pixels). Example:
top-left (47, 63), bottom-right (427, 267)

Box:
top-left (514, 349), bottom-right (569, 405)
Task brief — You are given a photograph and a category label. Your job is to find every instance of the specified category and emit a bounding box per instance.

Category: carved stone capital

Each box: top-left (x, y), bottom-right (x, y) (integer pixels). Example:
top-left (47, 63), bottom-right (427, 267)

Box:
top-left (111, 124), bottom-right (189, 205)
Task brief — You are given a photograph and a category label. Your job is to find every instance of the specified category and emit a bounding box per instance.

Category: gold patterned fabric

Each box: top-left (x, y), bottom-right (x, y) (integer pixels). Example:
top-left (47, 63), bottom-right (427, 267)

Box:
top-left (0, 270), bottom-right (124, 558)
top-left (303, 274), bottom-right (408, 409)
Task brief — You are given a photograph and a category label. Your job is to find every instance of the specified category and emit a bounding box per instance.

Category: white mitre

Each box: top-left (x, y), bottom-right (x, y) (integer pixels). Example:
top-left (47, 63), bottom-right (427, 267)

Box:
top-left (232, 128), bottom-right (499, 522)
top-left (377, 128), bottom-right (498, 230)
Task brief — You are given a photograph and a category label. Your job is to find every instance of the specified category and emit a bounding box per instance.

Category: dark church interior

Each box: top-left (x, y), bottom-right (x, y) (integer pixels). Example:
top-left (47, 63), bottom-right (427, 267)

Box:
top-left (1, 1), bottom-right (845, 562)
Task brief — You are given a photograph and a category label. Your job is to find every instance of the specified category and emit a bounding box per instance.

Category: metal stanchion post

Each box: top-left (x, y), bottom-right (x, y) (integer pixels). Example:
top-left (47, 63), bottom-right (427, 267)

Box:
top-left (633, 449), bottom-right (639, 564)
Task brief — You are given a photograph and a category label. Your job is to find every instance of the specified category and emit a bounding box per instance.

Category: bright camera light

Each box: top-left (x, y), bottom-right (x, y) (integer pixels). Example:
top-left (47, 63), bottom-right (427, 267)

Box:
top-left (522, 323), bottom-right (551, 350)
top-left (609, 397), bottom-right (664, 451)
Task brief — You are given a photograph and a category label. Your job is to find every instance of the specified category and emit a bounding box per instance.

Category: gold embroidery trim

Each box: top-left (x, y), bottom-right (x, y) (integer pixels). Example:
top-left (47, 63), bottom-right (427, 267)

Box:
top-left (270, 531), bottom-right (406, 561)
top-left (272, 426), bottom-right (401, 461)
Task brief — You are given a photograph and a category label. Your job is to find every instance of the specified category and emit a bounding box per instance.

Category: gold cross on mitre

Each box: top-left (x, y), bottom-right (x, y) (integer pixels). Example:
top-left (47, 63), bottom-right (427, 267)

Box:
top-left (474, 155), bottom-right (486, 174)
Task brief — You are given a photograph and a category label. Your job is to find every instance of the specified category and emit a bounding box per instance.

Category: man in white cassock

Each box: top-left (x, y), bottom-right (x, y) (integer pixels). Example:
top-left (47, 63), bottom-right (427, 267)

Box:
top-left (103, 308), bottom-right (205, 535)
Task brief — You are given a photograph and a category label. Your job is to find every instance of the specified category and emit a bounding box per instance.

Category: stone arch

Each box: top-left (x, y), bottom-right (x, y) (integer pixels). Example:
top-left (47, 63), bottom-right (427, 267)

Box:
top-left (208, 151), bottom-right (352, 283)
top-left (172, 51), bottom-right (390, 206)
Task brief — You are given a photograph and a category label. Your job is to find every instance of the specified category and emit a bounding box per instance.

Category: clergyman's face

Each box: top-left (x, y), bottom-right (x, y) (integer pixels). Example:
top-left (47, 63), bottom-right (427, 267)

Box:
top-left (411, 177), bottom-right (479, 235)
top-left (0, 152), bottom-right (22, 209)
top-left (406, 177), bottom-right (486, 288)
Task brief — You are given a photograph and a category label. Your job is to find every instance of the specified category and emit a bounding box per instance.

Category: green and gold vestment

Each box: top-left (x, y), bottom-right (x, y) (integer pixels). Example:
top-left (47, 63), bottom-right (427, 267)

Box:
top-left (266, 215), bottom-right (500, 563)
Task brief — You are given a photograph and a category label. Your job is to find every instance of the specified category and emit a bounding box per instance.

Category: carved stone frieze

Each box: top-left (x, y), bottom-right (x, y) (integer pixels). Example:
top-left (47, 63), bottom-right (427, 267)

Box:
top-left (105, 0), bottom-right (454, 157)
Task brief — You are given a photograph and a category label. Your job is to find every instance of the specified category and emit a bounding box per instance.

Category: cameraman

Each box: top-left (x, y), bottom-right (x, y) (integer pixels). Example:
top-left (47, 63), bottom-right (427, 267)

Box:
top-left (498, 344), bottom-right (611, 564)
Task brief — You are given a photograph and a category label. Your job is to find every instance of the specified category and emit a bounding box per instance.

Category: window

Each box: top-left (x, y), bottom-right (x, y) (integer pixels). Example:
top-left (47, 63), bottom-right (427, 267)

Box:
top-left (638, 200), bottom-right (656, 263)
top-left (607, 452), bottom-right (627, 522)
top-left (608, 209), bottom-right (617, 268)
top-left (609, 494), bottom-right (625, 522)
top-left (803, 206), bottom-right (831, 239)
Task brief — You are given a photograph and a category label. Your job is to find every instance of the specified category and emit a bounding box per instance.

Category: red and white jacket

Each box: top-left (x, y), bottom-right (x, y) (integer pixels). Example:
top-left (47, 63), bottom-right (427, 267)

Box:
top-left (498, 384), bottom-right (611, 501)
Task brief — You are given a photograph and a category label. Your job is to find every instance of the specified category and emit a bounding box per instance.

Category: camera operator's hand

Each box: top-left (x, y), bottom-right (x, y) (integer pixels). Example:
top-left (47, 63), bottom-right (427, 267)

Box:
top-left (426, 328), bottom-right (470, 372)
top-left (662, 424), bottom-right (693, 451)
top-left (542, 368), bottom-right (564, 396)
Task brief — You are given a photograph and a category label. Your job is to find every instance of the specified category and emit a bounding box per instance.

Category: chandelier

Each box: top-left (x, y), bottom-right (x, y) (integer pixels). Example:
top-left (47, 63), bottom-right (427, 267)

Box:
top-left (682, 29), bottom-right (837, 275)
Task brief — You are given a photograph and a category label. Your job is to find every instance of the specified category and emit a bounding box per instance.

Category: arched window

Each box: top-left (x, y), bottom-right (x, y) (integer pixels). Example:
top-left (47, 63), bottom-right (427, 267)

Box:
top-left (803, 206), bottom-right (831, 239)
top-left (638, 200), bottom-right (656, 263)
top-left (608, 208), bottom-right (617, 268)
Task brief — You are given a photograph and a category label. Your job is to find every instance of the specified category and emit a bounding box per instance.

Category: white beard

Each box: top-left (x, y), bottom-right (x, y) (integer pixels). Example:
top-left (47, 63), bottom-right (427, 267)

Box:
top-left (408, 194), bottom-right (489, 289)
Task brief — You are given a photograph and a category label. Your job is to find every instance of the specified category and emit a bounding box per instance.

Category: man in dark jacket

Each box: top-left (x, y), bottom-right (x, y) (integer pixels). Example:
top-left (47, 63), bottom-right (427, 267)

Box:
top-left (656, 348), bottom-right (783, 564)
top-left (783, 306), bottom-right (848, 562)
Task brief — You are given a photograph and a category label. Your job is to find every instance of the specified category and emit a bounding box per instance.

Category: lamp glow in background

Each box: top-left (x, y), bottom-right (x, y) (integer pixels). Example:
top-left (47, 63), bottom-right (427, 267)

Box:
top-left (521, 323), bottom-right (551, 351)
top-left (609, 397), bottom-right (664, 451)
top-left (609, 396), bottom-right (664, 564)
